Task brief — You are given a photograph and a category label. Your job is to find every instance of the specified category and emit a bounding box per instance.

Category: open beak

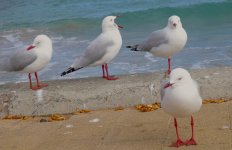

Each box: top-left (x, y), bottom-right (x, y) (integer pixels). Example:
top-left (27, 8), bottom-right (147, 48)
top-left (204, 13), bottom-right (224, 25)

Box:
top-left (173, 23), bottom-right (177, 27)
top-left (164, 82), bottom-right (173, 89)
top-left (27, 45), bottom-right (35, 51)
top-left (116, 15), bottom-right (123, 28)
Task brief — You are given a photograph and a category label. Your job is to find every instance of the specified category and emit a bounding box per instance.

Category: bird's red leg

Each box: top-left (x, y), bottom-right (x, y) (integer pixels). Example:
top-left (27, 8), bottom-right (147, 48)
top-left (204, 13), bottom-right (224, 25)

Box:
top-left (168, 58), bottom-right (171, 75)
top-left (169, 118), bottom-right (185, 147)
top-left (30, 72), bottom-right (48, 90)
top-left (102, 64), bottom-right (106, 78)
top-left (29, 72), bottom-right (40, 90)
top-left (36, 72), bottom-right (48, 88)
top-left (28, 73), bottom-right (33, 89)
top-left (104, 64), bottom-right (118, 80)
top-left (185, 116), bottom-right (197, 146)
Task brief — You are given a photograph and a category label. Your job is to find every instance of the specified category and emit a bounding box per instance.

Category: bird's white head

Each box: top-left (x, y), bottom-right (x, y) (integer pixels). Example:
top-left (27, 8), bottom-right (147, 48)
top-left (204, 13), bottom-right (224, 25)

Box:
top-left (164, 68), bottom-right (192, 88)
top-left (102, 16), bottom-right (123, 32)
top-left (27, 34), bottom-right (52, 51)
top-left (167, 15), bottom-right (182, 29)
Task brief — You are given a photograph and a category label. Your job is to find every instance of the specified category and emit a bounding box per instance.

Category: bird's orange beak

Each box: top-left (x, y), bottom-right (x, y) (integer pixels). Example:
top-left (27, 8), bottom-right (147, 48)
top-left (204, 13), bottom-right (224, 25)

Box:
top-left (27, 45), bottom-right (35, 51)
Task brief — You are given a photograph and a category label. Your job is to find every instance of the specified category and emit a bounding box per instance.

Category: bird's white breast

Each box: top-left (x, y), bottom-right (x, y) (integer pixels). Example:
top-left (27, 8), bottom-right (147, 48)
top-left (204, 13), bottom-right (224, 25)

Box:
top-left (23, 45), bottom-right (53, 73)
top-left (161, 81), bottom-right (202, 118)
top-left (93, 30), bottom-right (122, 65)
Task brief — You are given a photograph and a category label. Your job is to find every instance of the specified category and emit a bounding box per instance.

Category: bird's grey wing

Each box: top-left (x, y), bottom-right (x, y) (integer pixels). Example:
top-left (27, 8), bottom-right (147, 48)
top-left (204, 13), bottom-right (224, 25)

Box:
top-left (71, 34), bottom-right (114, 69)
top-left (138, 29), bottom-right (169, 51)
top-left (7, 50), bottom-right (37, 71)
top-left (61, 34), bottom-right (114, 76)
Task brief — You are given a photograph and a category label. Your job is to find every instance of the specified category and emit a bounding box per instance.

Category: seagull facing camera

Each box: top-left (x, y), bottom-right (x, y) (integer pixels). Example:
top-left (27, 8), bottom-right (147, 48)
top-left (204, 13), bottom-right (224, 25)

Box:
top-left (161, 68), bottom-right (202, 147)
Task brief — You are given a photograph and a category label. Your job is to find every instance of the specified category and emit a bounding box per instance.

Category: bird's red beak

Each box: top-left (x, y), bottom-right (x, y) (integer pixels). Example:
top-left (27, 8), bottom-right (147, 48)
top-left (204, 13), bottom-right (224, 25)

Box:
top-left (27, 45), bottom-right (35, 51)
top-left (164, 82), bottom-right (173, 89)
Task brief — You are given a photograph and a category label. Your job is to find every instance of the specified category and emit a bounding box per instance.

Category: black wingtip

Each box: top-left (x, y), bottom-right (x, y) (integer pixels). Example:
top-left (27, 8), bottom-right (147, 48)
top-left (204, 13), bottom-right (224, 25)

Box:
top-left (127, 45), bottom-right (139, 51)
top-left (60, 71), bottom-right (67, 76)
top-left (130, 48), bottom-right (138, 51)
top-left (60, 67), bottom-right (76, 77)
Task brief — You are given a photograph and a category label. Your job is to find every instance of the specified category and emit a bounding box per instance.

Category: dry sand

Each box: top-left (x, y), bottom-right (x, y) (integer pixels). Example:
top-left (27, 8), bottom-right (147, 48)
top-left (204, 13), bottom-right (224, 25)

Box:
top-left (0, 67), bottom-right (232, 150)
top-left (0, 101), bottom-right (231, 150)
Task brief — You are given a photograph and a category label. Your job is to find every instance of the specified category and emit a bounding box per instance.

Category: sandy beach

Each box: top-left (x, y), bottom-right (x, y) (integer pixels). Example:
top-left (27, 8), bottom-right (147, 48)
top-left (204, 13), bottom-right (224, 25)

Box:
top-left (1, 1), bottom-right (232, 149)
top-left (0, 100), bottom-right (231, 150)
top-left (0, 67), bottom-right (232, 150)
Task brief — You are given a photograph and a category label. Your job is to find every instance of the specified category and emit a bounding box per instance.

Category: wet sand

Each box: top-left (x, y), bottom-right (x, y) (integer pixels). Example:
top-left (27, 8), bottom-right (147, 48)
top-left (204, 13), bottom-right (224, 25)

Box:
top-left (0, 67), bottom-right (232, 117)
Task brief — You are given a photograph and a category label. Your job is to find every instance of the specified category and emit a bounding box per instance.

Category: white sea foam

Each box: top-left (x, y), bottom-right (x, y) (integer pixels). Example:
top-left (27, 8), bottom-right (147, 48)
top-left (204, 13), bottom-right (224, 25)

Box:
top-left (191, 62), bottom-right (204, 69)
top-left (188, 45), bottom-right (232, 50)
top-left (0, 82), bottom-right (6, 85)
top-left (144, 53), bottom-right (159, 63)
top-left (26, 29), bottom-right (36, 33)
top-left (51, 36), bottom-right (64, 43)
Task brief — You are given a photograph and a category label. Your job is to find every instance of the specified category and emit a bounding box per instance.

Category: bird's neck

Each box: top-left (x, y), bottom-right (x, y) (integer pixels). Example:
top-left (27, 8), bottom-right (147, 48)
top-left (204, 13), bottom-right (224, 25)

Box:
top-left (102, 27), bottom-right (119, 34)
top-left (166, 26), bottom-right (183, 31)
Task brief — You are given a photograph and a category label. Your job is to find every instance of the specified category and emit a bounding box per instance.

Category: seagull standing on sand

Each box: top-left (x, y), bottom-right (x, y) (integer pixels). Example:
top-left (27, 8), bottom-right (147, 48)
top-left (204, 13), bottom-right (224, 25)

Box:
top-left (161, 68), bottom-right (202, 147)
top-left (127, 15), bottom-right (187, 75)
top-left (3, 35), bottom-right (53, 90)
top-left (61, 16), bottom-right (123, 80)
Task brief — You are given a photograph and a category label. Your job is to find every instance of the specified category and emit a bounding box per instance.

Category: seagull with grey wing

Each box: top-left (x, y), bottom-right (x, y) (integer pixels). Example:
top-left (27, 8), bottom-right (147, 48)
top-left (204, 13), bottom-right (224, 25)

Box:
top-left (127, 15), bottom-right (187, 75)
top-left (1, 35), bottom-right (53, 90)
top-left (61, 16), bottom-right (123, 80)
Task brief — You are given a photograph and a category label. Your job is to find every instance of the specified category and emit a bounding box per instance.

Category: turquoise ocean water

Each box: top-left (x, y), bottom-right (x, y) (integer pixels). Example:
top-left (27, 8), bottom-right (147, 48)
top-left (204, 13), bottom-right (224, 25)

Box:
top-left (0, 0), bottom-right (232, 83)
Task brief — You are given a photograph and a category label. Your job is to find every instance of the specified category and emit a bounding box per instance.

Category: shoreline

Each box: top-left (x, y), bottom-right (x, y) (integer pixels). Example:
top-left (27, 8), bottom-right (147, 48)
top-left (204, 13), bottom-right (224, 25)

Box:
top-left (0, 67), bottom-right (232, 117)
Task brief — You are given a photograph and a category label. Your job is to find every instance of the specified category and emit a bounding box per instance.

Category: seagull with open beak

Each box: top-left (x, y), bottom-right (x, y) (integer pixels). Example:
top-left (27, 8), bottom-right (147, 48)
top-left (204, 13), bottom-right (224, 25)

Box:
top-left (61, 15), bottom-right (123, 80)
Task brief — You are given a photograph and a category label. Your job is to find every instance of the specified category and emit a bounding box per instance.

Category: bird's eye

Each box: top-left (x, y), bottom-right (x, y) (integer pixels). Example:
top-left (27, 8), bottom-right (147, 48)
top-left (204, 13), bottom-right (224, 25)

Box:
top-left (110, 19), bottom-right (113, 21)
top-left (178, 77), bottom-right (182, 80)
